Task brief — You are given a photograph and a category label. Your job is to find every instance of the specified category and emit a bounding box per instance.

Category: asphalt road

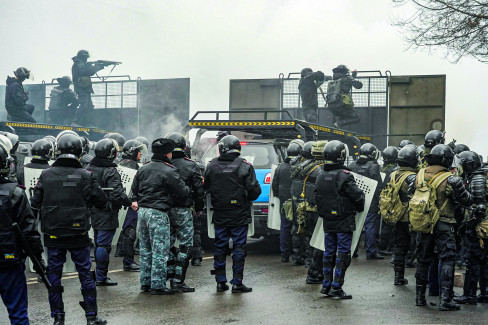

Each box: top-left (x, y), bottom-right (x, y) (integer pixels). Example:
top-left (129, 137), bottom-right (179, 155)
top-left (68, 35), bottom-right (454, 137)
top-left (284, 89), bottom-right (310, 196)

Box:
top-left (1, 237), bottom-right (487, 325)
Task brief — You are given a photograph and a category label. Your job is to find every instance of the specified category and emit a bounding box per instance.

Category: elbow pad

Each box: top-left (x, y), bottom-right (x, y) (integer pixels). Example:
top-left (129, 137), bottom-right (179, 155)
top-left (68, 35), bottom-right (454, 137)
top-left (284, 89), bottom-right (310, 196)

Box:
top-left (448, 175), bottom-right (472, 205)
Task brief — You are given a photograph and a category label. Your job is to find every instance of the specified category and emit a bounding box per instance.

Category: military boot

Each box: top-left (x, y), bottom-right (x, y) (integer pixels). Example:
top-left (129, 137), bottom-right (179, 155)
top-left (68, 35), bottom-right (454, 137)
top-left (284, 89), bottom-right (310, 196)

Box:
top-left (306, 274), bottom-right (324, 284)
top-left (217, 282), bottom-right (229, 292)
top-left (232, 283), bottom-right (252, 293)
top-left (415, 285), bottom-right (427, 306)
top-left (191, 258), bottom-right (202, 266)
top-left (86, 316), bottom-right (107, 325)
top-left (53, 313), bottom-right (65, 325)
top-left (394, 267), bottom-right (408, 286)
top-left (453, 295), bottom-right (477, 305)
top-left (171, 281), bottom-right (195, 293)
top-left (439, 288), bottom-right (461, 311)
top-left (328, 288), bottom-right (352, 299)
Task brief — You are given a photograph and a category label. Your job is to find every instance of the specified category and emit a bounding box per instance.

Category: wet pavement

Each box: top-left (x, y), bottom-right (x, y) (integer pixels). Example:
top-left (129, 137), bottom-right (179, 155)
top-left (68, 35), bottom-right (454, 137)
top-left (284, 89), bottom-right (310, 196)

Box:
top-left (2, 237), bottom-right (487, 324)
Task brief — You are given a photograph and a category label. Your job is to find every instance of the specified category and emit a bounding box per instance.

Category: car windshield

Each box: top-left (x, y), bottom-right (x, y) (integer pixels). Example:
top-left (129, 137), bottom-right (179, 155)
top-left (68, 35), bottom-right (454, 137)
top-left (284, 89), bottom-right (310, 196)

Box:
top-left (203, 143), bottom-right (280, 169)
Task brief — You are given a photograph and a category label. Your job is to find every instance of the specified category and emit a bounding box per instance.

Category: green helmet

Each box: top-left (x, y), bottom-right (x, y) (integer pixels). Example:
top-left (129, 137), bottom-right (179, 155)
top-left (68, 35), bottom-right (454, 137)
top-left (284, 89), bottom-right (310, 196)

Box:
top-left (311, 140), bottom-right (328, 158)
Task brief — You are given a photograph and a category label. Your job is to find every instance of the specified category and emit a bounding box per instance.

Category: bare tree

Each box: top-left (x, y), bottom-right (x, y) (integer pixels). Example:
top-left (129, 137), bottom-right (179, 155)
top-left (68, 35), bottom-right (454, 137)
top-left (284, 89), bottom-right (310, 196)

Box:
top-left (392, 0), bottom-right (488, 63)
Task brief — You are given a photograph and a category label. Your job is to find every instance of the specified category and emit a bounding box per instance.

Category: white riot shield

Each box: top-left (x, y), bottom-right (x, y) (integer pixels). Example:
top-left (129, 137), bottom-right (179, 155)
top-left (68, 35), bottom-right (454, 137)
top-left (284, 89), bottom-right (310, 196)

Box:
top-left (25, 166), bottom-right (77, 273)
top-left (115, 166), bottom-right (138, 241)
top-left (310, 172), bottom-right (378, 254)
top-left (267, 165), bottom-right (281, 231)
top-left (206, 194), bottom-right (255, 238)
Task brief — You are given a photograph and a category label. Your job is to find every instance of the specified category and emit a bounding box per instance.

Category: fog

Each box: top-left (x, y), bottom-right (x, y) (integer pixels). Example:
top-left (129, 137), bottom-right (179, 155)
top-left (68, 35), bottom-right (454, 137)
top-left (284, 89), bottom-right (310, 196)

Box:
top-left (1, 0), bottom-right (486, 155)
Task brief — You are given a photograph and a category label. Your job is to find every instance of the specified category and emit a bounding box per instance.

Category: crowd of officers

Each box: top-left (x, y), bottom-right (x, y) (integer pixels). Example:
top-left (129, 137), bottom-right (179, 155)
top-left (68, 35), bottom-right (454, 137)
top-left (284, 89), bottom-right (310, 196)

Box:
top-left (0, 126), bottom-right (487, 324)
top-left (273, 130), bottom-right (488, 308)
top-left (5, 50), bottom-right (113, 126)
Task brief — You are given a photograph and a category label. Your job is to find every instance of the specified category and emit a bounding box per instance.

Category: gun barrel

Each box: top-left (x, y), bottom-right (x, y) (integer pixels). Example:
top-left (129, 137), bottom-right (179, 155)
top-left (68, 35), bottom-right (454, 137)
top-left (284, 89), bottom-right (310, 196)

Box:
top-left (12, 223), bottom-right (51, 289)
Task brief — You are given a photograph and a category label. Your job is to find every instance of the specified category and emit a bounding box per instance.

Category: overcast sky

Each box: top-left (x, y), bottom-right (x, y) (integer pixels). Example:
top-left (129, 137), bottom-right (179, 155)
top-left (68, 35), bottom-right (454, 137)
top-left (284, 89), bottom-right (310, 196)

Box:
top-left (1, 0), bottom-right (486, 154)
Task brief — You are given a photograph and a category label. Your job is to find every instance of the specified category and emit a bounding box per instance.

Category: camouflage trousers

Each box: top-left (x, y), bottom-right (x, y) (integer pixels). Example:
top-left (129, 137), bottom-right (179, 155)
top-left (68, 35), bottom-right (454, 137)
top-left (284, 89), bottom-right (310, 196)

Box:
top-left (138, 207), bottom-right (170, 290)
top-left (167, 207), bottom-right (194, 283)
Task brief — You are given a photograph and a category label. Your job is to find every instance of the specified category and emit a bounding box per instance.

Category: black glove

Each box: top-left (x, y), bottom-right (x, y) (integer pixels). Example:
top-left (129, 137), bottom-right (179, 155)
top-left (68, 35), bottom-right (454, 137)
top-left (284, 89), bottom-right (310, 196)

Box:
top-left (447, 139), bottom-right (456, 150)
top-left (351, 70), bottom-right (357, 78)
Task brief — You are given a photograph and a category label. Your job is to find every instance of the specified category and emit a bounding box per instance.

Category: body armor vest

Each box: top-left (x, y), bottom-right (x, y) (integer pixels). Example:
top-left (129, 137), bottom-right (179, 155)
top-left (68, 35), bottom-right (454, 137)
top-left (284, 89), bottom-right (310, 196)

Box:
top-left (207, 157), bottom-right (247, 211)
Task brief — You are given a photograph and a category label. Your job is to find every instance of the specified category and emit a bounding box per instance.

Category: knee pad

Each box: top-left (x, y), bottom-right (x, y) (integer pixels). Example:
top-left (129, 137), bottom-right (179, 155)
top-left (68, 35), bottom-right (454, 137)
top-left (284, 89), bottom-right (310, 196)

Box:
top-left (336, 253), bottom-right (352, 269)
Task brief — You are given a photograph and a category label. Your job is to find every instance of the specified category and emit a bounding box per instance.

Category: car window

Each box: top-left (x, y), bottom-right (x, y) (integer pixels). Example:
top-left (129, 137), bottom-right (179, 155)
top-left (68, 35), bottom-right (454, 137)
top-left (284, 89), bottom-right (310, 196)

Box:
top-left (203, 143), bottom-right (280, 169)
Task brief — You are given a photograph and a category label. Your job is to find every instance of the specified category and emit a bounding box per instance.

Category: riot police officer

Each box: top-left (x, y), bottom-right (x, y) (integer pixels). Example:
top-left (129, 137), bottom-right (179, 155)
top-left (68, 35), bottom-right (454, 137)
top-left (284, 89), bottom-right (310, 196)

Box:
top-left (316, 140), bottom-right (365, 299)
top-left (104, 133), bottom-right (125, 163)
top-left (349, 143), bottom-right (384, 259)
top-left (71, 50), bottom-right (106, 127)
top-left (49, 76), bottom-right (79, 125)
top-left (298, 68), bottom-right (330, 122)
top-left (0, 131), bottom-right (21, 183)
top-left (165, 133), bottom-right (204, 292)
top-left (389, 146), bottom-right (419, 285)
top-left (0, 143), bottom-right (43, 324)
top-left (86, 138), bottom-right (131, 286)
top-left (204, 135), bottom-right (261, 293)
top-left (18, 138), bottom-right (53, 187)
top-left (398, 140), bottom-right (414, 149)
top-left (454, 151), bottom-right (486, 305)
top-left (377, 146), bottom-right (399, 256)
top-left (117, 139), bottom-right (144, 272)
top-left (423, 130), bottom-right (445, 155)
top-left (31, 133), bottom-right (108, 325)
top-left (413, 144), bottom-right (472, 311)
top-left (290, 141), bottom-right (315, 266)
top-left (80, 136), bottom-right (94, 168)
top-left (272, 139), bottom-right (303, 262)
top-left (5, 67), bottom-right (37, 123)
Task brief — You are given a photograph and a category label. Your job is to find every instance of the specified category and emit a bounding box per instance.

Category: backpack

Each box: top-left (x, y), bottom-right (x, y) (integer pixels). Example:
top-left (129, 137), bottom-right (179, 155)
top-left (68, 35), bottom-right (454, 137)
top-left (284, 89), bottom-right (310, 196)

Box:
top-left (0, 185), bottom-right (20, 265)
top-left (326, 80), bottom-right (343, 106)
top-left (409, 169), bottom-right (452, 234)
top-left (379, 170), bottom-right (415, 225)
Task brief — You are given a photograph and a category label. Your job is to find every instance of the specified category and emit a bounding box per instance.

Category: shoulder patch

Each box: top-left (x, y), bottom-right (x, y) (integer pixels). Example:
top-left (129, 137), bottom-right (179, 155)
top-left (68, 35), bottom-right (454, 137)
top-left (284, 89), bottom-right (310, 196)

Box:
top-left (164, 162), bottom-right (175, 168)
top-left (342, 170), bottom-right (350, 174)
top-left (243, 159), bottom-right (252, 165)
top-left (17, 184), bottom-right (26, 189)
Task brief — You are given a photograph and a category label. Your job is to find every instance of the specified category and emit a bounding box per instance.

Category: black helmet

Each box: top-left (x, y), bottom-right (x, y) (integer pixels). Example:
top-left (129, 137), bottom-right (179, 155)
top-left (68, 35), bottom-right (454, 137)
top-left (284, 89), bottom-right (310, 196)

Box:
top-left (382, 146), bottom-right (399, 164)
top-left (458, 151), bottom-right (481, 175)
top-left (426, 144), bottom-right (454, 168)
top-left (135, 136), bottom-right (150, 152)
top-left (56, 130), bottom-right (79, 143)
top-left (217, 131), bottom-right (231, 142)
top-left (57, 134), bottom-right (83, 159)
top-left (17, 144), bottom-right (29, 156)
top-left (76, 49), bottom-right (90, 59)
top-left (104, 133), bottom-right (125, 151)
top-left (14, 67), bottom-right (31, 81)
top-left (80, 136), bottom-right (90, 154)
top-left (424, 130), bottom-right (445, 149)
top-left (43, 135), bottom-right (57, 145)
top-left (397, 146), bottom-right (419, 168)
top-left (332, 64), bottom-right (349, 74)
top-left (95, 138), bottom-right (118, 160)
top-left (31, 139), bottom-right (53, 161)
top-left (323, 140), bottom-right (348, 164)
top-left (301, 68), bottom-right (313, 78)
top-left (0, 132), bottom-right (19, 154)
top-left (301, 141), bottom-right (315, 159)
top-left (166, 133), bottom-right (186, 152)
top-left (398, 139), bottom-right (414, 149)
top-left (218, 135), bottom-right (241, 155)
top-left (359, 143), bottom-right (380, 160)
top-left (0, 145), bottom-right (9, 177)
top-left (286, 142), bottom-right (302, 157)
top-left (453, 144), bottom-right (470, 155)
top-left (56, 76), bottom-right (71, 87)
top-left (122, 139), bottom-right (144, 160)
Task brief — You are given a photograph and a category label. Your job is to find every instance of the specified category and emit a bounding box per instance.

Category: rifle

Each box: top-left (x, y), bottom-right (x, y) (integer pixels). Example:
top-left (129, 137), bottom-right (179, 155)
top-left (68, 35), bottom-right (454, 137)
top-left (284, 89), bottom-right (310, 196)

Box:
top-left (93, 60), bottom-right (122, 67)
top-left (12, 222), bottom-right (51, 289)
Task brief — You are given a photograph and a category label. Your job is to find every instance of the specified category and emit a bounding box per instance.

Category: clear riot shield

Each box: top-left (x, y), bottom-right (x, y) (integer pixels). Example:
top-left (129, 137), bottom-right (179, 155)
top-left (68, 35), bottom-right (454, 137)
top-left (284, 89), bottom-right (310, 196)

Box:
top-left (115, 165), bottom-right (138, 242)
top-left (206, 194), bottom-right (255, 238)
top-left (24, 166), bottom-right (76, 273)
top-left (267, 165), bottom-right (281, 231)
top-left (310, 171), bottom-right (378, 254)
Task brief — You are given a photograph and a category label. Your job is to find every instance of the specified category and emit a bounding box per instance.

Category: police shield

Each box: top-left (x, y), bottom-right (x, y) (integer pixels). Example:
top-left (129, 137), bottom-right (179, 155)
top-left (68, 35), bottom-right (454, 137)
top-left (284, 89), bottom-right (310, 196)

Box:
top-left (267, 164), bottom-right (281, 231)
top-left (206, 194), bottom-right (255, 238)
top-left (115, 165), bottom-right (138, 241)
top-left (310, 172), bottom-right (378, 253)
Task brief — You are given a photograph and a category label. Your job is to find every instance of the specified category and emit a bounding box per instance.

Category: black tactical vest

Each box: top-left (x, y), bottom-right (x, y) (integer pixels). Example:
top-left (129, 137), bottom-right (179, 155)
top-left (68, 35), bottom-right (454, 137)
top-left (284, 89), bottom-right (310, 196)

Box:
top-left (207, 157), bottom-right (247, 211)
top-left (316, 169), bottom-right (351, 219)
top-left (0, 183), bottom-right (21, 266)
top-left (40, 169), bottom-right (91, 237)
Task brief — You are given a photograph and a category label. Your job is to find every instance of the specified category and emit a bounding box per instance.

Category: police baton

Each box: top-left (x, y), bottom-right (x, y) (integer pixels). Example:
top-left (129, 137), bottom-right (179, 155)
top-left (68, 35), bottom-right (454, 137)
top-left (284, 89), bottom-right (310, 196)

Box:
top-left (12, 222), bottom-right (51, 289)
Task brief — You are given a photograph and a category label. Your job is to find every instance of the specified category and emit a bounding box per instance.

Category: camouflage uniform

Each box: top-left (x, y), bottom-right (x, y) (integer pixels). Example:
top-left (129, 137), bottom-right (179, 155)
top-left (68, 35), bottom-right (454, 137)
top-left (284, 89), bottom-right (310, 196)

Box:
top-left (138, 207), bottom-right (171, 290)
top-left (167, 207), bottom-right (194, 282)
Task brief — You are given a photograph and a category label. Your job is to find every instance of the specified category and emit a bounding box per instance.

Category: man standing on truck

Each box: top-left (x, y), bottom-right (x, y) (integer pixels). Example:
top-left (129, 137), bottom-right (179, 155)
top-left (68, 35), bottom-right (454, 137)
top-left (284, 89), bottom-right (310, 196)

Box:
top-left (71, 50), bottom-right (106, 127)
top-left (204, 135), bottom-right (261, 293)
top-left (298, 68), bottom-right (331, 123)
top-left (5, 67), bottom-right (37, 123)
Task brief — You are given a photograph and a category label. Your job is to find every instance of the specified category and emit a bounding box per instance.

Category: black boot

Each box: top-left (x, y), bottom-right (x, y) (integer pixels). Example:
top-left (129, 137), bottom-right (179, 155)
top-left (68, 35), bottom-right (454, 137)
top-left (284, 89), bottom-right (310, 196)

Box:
top-left (191, 258), bottom-right (202, 266)
top-left (394, 267), bottom-right (408, 286)
top-left (306, 274), bottom-right (324, 284)
top-left (150, 288), bottom-right (176, 295)
top-left (415, 285), bottom-right (427, 306)
top-left (328, 288), bottom-right (352, 299)
top-left (439, 288), bottom-right (461, 311)
top-left (53, 313), bottom-right (65, 325)
top-left (96, 277), bottom-right (118, 286)
top-left (123, 262), bottom-right (140, 272)
top-left (171, 281), bottom-right (195, 293)
top-left (453, 295), bottom-right (477, 305)
top-left (140, 285), bottom-right (151, 292)
top-left (232, 283), bottom-right (252, 293)
top-left (217, 282), bottom-right (229, 292)
top-left (86, 316), bottom-right (107, 325)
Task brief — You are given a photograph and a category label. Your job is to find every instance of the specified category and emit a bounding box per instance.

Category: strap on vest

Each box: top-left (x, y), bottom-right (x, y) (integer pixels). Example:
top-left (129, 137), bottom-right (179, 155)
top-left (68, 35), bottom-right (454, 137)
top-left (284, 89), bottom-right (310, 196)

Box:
top-left (300, 163), bottom-right (325, 198)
